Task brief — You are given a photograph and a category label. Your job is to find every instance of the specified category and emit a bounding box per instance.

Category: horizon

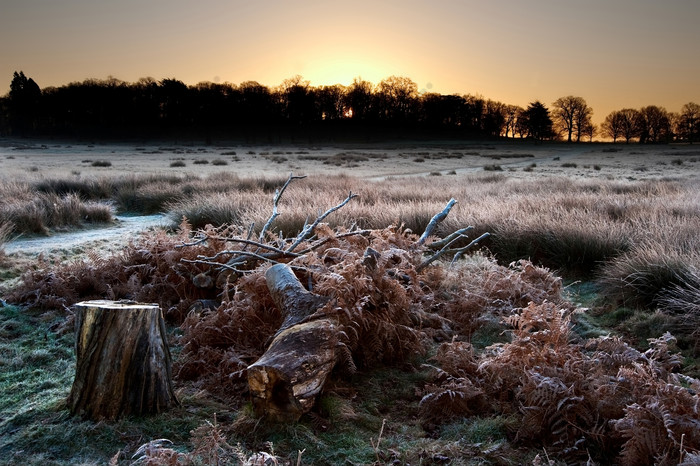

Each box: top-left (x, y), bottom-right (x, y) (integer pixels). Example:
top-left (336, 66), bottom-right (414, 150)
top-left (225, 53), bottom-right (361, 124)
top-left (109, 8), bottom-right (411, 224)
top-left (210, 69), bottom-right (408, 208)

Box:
top-left (2, 0), bottom-right (699, 126)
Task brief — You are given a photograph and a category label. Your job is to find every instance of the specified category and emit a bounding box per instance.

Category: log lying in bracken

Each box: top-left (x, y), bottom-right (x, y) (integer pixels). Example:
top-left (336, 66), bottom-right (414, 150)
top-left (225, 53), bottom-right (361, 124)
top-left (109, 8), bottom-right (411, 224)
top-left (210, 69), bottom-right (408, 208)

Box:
top-left (247, 264), bottom-right (336, 421)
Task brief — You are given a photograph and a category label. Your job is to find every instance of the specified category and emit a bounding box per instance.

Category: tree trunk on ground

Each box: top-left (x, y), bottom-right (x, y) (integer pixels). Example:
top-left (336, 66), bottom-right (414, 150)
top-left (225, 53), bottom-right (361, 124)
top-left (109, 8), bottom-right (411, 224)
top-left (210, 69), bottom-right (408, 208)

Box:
top-left (247, 264), bottom-right (337, 421)
top-left (69, 300), bottom-right (178, 420)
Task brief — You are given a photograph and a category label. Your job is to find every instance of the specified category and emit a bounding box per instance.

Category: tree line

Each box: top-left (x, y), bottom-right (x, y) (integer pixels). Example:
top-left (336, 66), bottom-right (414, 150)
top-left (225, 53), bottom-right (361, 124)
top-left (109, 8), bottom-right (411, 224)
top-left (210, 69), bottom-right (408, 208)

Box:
top-left (1, 71), bottom-right (698, 143)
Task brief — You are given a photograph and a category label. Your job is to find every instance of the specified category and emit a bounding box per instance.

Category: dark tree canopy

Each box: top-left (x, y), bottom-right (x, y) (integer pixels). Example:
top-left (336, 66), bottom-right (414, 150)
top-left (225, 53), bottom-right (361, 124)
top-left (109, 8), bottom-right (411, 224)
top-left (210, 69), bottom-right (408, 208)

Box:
top-left (522, 101), bottom-right (554, 141)
top-left (0, 71), bottom-right (694, 143)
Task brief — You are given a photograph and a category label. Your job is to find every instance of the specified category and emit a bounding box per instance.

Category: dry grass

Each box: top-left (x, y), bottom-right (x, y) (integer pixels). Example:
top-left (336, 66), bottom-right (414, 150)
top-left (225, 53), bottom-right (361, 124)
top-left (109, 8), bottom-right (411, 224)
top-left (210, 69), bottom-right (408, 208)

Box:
top-left (3, 170), bottom-right (700, 464)
top-left (0, 180), bottom-right (114, 235)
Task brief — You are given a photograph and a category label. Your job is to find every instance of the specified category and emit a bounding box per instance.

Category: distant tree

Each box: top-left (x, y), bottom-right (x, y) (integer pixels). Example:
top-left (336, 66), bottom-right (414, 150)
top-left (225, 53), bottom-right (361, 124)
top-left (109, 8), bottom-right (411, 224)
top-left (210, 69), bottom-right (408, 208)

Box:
top-left (316, 84), bottom-right (347, 120)
top-left (376, 76), bottom-right (418, 122)
top-left (158, 78), bottom-right (191, 126)
top-left (617, 108), bottom-right (642, 143)
top-left (514, 107), bottom-right (530, 138)
top-left (522, 101), bottom-right (554, 141)
top-left (237, 81), bottom-right (274, 123)
top-left (552, 96), bottom-right (591, 142)
top-left (601, 110), bottom-right (625, 142)
top-left (278, 75), bottom-right (316, 124)
top-left (637, 105), bottom-right (671, 143)
top-left (344, 77), bottom-right (375, 121)
top-left (581, 120), bottom-right (597, 142)
top-left (419, 93), bottom-right (465, 129)
top-left (503, 105), bottom-right (523, 138)
top-left (573, 104), bottom-right (593, 142)
top-left (8, 71), bottom-right (42, 134)
top-left (482, 99), bottom-right (507, 138)
top-left (678, 102), bottom-right (700, 143)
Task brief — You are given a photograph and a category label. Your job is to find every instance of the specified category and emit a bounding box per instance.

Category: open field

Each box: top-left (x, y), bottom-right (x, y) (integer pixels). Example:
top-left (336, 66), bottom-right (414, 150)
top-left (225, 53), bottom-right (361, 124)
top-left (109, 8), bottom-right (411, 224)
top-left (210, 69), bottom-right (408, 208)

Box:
top-left (1, 139), bottom-right (699, 465)
top-left (2, 139), bottom-right (699, 182)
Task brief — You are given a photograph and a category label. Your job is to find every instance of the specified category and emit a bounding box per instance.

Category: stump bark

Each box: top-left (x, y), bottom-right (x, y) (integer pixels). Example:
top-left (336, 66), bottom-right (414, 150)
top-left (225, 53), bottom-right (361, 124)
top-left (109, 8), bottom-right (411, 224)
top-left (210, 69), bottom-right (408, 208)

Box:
top-left (247, 264), bottom-right (337, 421)
top-left (69, 300), bottom-right (178, 420)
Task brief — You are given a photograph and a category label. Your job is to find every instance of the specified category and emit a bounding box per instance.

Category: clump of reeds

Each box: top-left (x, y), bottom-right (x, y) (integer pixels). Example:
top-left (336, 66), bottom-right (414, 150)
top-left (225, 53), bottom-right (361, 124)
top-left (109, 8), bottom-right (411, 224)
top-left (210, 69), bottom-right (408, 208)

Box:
top-left (0, 221), bottom-right (13, 263)
top-left (0, 185), bottom-right (113, 235)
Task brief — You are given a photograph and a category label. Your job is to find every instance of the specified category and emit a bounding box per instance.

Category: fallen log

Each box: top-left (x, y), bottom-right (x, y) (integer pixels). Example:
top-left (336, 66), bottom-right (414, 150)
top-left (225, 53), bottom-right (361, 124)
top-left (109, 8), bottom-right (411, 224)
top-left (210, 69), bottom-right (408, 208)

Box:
top-left (69, 300), bottom-right (178, 420)
top-left (247, 264), bottom-right (337, 421)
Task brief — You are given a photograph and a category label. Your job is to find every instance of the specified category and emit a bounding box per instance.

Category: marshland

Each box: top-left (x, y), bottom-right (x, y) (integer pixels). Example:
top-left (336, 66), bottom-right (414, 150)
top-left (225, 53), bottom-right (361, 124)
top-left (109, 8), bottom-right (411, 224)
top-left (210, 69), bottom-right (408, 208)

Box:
top-left (1, 139), bottom-right (699, 465)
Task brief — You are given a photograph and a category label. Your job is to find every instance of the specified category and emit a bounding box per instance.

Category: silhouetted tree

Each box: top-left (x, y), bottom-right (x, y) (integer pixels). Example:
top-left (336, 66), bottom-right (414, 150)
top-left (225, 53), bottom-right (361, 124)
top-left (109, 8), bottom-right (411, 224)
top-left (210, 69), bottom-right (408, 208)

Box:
top-left (278, 75), bottom-right (317, 125)
top-left (581, 120), bottom-right (596, 142)
top-left (638, 105), bottom-right (671, 143)
top-left (316, 84), bottom-right (347, 121)
top-left (376, 76), bottom-right (418, 122)
top-left (419, 93), bottom-right (466, 130)
top-left (678, 102), bottom-right (700, 143)
top-left (601, 110), bottom-right (625, 142)
top-left (345, 77), bottom-right (375, 121)
top-left (552, 96), bottom-right (591, 142)
top-left (522, 101), bottom-right (554, 141)
top-left (8, 71), bottom-right (42, 134)
top-left (482, 100), bottom-right (507, 138)
top-left (617, 108), bottom-right (642, 143)
top-left (503, 105), bottom-right (523, 138)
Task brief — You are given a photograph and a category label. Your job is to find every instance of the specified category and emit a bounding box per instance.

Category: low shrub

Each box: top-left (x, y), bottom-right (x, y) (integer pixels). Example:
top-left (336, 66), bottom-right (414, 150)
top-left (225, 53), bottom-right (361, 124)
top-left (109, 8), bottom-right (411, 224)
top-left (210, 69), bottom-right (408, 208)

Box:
top-left (91, 160), bottom-right (112, 167)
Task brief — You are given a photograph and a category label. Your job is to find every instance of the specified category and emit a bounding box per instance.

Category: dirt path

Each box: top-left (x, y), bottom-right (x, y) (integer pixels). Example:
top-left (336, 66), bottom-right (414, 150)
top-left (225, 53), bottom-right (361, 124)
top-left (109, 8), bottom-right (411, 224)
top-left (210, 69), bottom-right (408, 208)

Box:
top-left (4, 214), bottom-right (170, 257)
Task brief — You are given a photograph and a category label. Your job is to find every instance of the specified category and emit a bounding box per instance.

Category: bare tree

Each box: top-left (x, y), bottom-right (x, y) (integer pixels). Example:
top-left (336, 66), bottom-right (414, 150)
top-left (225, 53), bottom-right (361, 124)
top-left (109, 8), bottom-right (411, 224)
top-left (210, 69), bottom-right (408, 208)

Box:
top-left (573, 104), bottom-right (593, 142)
top-left (552, 96), bottom-right (591, 142)
top-left (376, 76), bottom-right (418, 121)
top-left (582, 119), bottom-right (597, 142)
top-left (617, 108), bottom-right (642, 143)
top-left (344, 77), bottom-right (375, 120)
top-left (601, 110), bottom-right (625, 142)
top-left (678, 102), bottom-right (700, 143)
top-left (638, 105), bottom-right (671, 143)
top-left (503, 105), bottom-right (522, 138)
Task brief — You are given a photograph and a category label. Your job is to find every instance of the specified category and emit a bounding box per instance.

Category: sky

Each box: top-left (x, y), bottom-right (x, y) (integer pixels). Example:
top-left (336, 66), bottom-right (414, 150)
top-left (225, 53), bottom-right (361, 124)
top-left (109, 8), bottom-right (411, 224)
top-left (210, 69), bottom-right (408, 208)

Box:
top-left (1, 0), bottom-right (699, 125)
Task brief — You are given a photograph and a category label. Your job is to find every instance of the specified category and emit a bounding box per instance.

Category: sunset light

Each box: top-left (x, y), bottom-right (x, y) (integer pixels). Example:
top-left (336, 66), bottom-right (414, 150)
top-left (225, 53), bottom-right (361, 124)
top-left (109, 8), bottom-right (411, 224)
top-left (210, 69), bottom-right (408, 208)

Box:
top-left (2, 0), bottom-right (697, 126)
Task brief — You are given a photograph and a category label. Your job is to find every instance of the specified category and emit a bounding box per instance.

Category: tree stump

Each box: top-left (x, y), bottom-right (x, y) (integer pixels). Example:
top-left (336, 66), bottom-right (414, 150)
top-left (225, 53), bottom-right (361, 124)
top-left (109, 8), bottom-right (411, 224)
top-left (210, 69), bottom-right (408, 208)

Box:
top-left (247, 264), bottom-right (337, 421)
top-left (69, 300), bottom-right (178, 420)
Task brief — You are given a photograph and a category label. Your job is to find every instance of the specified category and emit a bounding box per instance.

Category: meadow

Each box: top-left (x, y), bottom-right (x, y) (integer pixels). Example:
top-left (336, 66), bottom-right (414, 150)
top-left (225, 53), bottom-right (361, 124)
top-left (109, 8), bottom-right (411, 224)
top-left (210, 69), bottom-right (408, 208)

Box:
top-left (0, 140), bottom-right (699, 465)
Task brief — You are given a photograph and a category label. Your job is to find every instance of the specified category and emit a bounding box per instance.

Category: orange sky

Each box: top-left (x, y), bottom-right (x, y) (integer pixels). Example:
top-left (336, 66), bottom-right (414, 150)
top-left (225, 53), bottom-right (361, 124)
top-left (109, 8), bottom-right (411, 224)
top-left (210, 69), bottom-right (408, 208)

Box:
top-left (1, 0), bottom-right (699, 125)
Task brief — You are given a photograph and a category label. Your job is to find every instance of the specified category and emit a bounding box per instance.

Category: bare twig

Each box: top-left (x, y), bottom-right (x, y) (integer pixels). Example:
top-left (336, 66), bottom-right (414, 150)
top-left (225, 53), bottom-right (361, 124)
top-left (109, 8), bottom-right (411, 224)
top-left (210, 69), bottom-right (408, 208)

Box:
top-left (295, 228), bottom-right (372, 255)
top-left (418, 198), bottom-right (456, 245)
top-left (285, 191), bottom-right (358, 253)
top-left (196, 238), bottom-right (298, 258)
top-left (450, 232), bottom-right (491, 264)
top-left (417, 231), bottom-right (490, 273)
top-left (426, 226), bottom-right (473, 250)
top-left (259, 173), bottom-right (307, 242)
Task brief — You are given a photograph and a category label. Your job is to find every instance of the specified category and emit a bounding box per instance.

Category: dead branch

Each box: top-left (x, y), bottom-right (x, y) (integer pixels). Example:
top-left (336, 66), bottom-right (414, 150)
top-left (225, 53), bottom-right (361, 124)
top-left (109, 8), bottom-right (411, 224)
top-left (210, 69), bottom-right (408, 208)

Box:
top-left (417, 231), bottom-right (490, 273)
top-left (259, 173), bottom-right (307, 242)
top-left (418, 198), bottom-right (457, 245)
top-left (427, 227), bottom-right (473, 251)
top-left (284, 191), bottom-right (358, 253)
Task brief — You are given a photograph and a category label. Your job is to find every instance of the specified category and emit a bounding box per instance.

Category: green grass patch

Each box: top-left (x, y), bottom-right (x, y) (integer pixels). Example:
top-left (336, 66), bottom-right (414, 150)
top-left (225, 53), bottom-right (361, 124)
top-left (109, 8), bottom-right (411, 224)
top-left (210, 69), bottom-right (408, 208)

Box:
top-left (0, 304), bottom-right (235, 465)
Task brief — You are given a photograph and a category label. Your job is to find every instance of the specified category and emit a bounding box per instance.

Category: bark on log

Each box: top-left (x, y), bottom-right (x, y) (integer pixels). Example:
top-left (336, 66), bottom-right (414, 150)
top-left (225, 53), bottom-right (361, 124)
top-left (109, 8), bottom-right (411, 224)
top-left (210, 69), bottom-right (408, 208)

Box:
top-left (247, 264), bottom-right (336, 421)
top-left (69, 300), bottom-right (178, 420)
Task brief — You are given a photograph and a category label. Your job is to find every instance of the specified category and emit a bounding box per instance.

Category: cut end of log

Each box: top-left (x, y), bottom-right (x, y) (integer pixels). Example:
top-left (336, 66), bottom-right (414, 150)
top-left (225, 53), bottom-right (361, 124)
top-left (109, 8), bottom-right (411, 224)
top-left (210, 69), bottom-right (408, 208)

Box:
top-left (247, 319), bottom-right (338, 422)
